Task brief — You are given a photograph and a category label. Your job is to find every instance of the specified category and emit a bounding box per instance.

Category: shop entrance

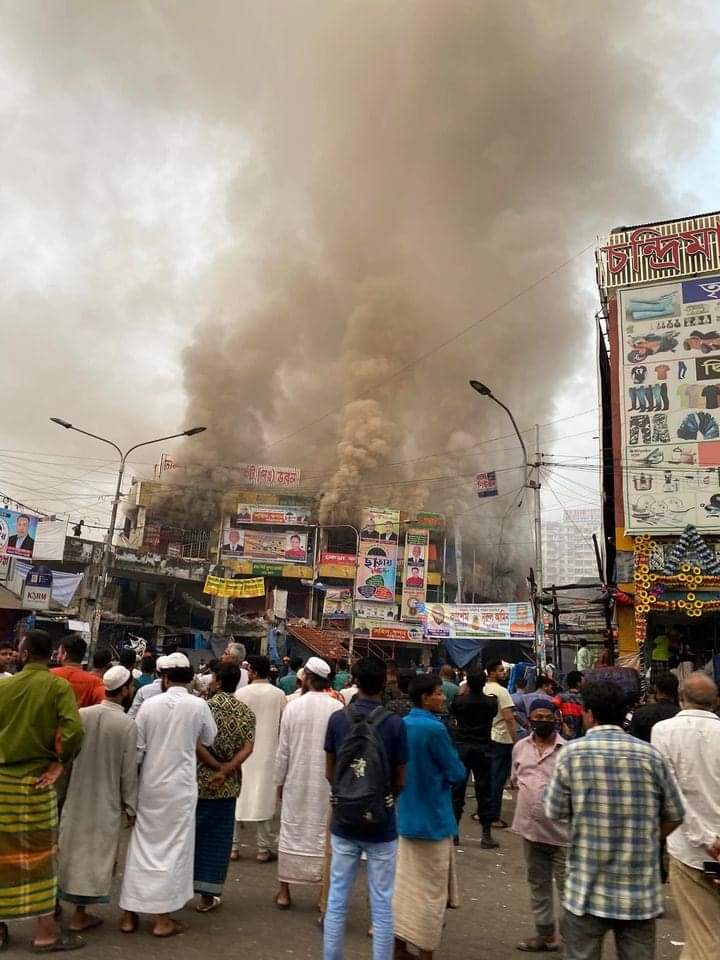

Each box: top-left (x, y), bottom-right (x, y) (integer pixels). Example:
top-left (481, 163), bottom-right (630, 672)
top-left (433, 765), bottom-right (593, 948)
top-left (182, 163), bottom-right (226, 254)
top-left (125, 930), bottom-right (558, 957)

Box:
top-left (645, 612), bottom-right (719, 677)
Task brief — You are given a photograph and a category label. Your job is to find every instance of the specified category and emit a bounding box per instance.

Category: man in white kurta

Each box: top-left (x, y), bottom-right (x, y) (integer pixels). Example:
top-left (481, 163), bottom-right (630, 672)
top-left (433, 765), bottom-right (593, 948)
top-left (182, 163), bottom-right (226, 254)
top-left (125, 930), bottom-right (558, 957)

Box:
top-left (58, 666), bottom-right (138, 931)
top-left (119, 653), bottom-right (217, 937)
top-left (234, 656), bottom-right (286, 861)
top-left (274, 657), bottom-right (343, 909)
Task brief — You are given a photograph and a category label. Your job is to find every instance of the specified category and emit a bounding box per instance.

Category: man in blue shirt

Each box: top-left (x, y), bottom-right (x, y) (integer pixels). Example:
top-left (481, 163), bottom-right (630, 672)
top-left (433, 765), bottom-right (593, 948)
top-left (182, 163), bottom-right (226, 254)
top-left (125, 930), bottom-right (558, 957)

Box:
top-left (323, 657), bottom-right (408, 960)
top-left (394, 675), bottom-right (466, 960)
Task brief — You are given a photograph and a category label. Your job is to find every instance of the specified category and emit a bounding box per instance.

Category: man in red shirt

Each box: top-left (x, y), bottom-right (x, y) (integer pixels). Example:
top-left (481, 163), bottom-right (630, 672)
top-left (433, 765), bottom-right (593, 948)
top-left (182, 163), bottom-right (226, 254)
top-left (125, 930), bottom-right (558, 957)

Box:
top-left (51, 635), bottom-right (105, 707)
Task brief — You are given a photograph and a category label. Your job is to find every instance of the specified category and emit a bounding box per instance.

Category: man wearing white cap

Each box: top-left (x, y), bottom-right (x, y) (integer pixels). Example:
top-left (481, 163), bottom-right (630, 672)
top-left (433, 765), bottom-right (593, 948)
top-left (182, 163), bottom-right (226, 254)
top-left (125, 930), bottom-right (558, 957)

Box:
top-left (127, 654), bottom-right (169, 719)
top-left (119, 652), bottom-right (217, 938)
top-left (58, 665), bottom-right (138, 933)
top-left (274, 656), bottom-right (343, 910)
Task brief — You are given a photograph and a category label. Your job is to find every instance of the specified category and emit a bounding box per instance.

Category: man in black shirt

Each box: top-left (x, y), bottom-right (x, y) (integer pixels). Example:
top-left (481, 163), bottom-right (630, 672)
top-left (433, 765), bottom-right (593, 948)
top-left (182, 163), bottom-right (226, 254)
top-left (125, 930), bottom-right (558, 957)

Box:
top-left (628, 673), bottom-right (679, 742)
top-left (451, 669), bottom-right (499, 849)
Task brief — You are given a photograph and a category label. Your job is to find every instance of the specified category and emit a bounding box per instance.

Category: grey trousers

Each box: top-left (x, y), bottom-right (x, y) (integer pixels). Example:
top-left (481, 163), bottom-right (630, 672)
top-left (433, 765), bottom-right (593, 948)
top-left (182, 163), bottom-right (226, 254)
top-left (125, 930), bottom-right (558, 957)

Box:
top-left (233, 819), bottom-right (276, 854)
top-left (523, 839), bottom-right (567, 934)
top-left (561, 910), bottom-right (656, 960)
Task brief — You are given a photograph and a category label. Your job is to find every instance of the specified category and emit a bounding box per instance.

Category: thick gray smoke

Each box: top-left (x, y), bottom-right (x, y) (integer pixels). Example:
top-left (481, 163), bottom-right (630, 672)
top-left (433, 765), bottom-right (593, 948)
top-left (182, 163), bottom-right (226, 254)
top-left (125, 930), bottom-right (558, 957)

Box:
top-left (3, 2), bottom-right (712, 590)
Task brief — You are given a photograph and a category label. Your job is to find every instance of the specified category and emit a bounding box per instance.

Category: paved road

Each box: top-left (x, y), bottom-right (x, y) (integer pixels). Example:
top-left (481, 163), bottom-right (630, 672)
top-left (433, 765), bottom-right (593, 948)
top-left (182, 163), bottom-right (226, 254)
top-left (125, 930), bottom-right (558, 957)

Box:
top-left (9, 802), bottom-right (686, 958)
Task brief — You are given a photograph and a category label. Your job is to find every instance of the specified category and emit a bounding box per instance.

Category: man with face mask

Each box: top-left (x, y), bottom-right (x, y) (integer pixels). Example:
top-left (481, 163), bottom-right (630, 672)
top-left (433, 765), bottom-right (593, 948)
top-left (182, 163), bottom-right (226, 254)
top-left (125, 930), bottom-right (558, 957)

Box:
top-left (510, 699), bottom-right (568, 952)
top-left (57, 666), bottom-right (139, 932)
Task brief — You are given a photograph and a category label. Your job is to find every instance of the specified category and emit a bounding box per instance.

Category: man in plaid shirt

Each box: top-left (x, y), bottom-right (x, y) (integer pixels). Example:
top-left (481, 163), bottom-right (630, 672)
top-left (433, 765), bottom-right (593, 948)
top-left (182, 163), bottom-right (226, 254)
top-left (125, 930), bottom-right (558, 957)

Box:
top-left (545, 681), bottom-right (684, 960)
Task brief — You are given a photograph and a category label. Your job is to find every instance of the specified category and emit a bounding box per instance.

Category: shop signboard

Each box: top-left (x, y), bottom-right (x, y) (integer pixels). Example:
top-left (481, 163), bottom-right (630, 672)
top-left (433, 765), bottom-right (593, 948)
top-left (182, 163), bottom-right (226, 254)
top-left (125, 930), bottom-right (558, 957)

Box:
top-left (400, 529), bottom-right (429, 621)
top-left (322, 587), bottom-right (352, 620)
top-left (221, 526), bottom-right (309, 563)
top-left (355, 508), bottom-right (400, 603)
top-left (21, 567), bottom-right (53, 611)
top-left (321, 552), bottom-right (356, 565)
top-left (618, 274), bottom-right (720, 532)
top-left (0, 509), bottom-right (39, 559)
top-left (236, 464), bottom-right (301, 489)
top-left (420, 601), bottom-right (536, 640)
top-left (475, 471), bottom-right (498, 498)
top-left (234, 503), bottom-right (311, 525)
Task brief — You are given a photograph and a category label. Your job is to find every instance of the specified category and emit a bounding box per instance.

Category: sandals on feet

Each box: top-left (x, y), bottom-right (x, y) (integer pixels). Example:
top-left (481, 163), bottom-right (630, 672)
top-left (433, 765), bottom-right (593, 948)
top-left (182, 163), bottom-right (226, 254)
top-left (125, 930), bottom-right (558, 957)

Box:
top-left (196, 897), bottom-right (221, 913)
top-left (31, 934), bottom-right (85, 953)
top-left (152, 920), bottom-right (189, 939)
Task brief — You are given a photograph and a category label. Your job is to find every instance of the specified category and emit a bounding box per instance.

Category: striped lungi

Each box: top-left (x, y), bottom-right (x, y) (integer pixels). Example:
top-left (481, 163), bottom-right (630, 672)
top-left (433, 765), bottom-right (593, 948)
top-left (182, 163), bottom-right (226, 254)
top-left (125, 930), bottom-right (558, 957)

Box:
top-left (193, 797), bottom-right (236, 896)
top-left (393, 836), bottom-right (458, 953)
top-left (0, 770), bottom-right (58, 921)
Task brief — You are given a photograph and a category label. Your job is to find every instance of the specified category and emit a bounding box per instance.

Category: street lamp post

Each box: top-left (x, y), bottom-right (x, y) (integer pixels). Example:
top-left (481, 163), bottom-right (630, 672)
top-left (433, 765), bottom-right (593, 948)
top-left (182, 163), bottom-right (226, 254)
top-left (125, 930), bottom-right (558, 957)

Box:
top-left (50, 418), bottom-right (206, 661)
top-left (468, 381), bottom-right (545, 668)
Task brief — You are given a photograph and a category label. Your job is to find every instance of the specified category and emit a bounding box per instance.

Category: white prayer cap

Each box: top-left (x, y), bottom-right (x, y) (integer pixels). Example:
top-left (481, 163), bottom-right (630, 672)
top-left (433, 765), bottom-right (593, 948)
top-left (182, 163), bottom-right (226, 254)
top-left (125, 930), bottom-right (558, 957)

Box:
top-left (163, 652), bottom-right (191, 670)
top-left (305, 656), bottom-right (331, 679)
top-left (155, 655), bottom-right (170, 672)
top-left (103, 665), bottom-right (131, 692)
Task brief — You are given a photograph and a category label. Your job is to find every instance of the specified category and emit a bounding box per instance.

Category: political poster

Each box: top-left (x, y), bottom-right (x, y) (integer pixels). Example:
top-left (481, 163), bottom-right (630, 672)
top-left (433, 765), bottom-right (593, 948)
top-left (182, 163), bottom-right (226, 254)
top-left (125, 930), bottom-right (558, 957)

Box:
top-left (618, 274), bottom-right (720, 532)
top-left (234, 503), bottom-right (311, 525)
top-left (355, 507), bottom-right (399, 603)
top-left (0, 509), bottom-right (39, 559)
top-left (400, 528), bottom-right (429, 621)
top-left (221, 526), bottom-right (308, 563)
top-left (203, 575), bottom-right (266, 598)
top-left (354, 618), bottom-right (427, 644)
top-left (355, 600), bottom-right (398, 621)
top-left (322, 587), bottom-right (352, 620)
top-left (420, 601), bottom-right (536, 640)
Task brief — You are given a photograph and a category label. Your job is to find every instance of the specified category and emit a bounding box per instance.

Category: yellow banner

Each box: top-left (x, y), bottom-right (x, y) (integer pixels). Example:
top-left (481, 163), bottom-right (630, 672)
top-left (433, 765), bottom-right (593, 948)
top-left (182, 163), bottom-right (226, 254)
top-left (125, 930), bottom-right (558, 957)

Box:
top-left (203, 575), bottom-right (266, 598)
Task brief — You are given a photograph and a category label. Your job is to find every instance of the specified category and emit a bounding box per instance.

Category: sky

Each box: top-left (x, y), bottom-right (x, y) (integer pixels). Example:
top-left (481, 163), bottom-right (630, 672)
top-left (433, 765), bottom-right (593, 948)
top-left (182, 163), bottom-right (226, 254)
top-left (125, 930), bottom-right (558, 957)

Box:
top-left (1, 2), bottom-right (719, 577)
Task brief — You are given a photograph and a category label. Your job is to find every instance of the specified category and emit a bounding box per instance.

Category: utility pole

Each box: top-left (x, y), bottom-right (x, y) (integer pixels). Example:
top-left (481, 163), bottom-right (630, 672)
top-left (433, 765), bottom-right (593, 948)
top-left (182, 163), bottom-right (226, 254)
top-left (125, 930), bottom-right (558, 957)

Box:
top-left (528, 423), bottom-right (546, 670)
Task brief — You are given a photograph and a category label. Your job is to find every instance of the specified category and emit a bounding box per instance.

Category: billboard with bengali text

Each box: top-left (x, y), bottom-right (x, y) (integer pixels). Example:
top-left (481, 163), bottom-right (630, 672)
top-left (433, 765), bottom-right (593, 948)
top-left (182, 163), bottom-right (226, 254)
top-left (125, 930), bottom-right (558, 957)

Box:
top-left (0, 509), bottom-right (39, 560)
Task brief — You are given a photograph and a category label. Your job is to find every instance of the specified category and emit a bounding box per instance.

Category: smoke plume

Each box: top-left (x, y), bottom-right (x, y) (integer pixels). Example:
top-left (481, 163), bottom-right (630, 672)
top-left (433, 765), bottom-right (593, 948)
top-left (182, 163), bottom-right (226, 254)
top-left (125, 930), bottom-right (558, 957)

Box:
top-left (3, 2), bottom-right (714, 586)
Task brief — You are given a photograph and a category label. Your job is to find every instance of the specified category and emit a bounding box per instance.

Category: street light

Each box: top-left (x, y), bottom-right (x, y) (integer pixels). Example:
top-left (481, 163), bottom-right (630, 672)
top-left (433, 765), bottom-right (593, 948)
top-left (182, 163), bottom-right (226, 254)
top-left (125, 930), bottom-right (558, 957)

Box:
top-left (50, 418), bottom-right (207, 660)
top-left (468, 381), bottom-right (546, 668)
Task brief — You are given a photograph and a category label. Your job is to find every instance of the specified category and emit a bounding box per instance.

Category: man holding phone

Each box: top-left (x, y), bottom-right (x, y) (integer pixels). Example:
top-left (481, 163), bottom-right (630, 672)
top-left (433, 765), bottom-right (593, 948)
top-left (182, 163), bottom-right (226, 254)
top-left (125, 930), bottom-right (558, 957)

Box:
top-left (652, 673), bottom-right (720, 960)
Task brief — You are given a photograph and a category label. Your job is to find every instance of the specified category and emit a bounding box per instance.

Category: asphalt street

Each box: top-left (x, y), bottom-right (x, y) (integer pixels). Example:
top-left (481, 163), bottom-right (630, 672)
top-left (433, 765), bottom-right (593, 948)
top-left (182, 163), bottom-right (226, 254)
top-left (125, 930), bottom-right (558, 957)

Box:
top-left (7, 796), bottom-right (686, 958)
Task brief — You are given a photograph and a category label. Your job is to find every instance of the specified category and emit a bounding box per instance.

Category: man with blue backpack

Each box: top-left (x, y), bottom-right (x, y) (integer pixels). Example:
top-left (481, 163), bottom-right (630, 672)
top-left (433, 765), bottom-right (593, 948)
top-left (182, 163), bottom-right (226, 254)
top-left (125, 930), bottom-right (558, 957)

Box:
top-left (323, 657), bottom-right (408, 960)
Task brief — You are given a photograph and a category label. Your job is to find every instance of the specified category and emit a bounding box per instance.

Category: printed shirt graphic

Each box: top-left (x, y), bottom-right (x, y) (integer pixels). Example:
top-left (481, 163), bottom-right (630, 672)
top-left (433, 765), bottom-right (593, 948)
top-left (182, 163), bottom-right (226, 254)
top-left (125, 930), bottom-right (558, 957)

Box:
top-left (654, 364), bottom-right (670, 380)
top-left (631, 366), bottom-right (648, 383)
top-left (701, 383), bottom-right (720, 409)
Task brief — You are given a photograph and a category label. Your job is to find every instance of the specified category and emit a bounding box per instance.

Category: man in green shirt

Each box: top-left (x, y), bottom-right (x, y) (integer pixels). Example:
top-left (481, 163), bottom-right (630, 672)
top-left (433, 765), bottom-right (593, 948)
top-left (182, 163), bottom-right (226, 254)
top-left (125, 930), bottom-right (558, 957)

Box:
top-left (279, 657), bottom-right (303, 695)
top-left (332, 657), bottom-right (351, 692)
top-left (440, 664), bottom-right (460, 708)
top-left (0, 629), bottom-right (84, 952)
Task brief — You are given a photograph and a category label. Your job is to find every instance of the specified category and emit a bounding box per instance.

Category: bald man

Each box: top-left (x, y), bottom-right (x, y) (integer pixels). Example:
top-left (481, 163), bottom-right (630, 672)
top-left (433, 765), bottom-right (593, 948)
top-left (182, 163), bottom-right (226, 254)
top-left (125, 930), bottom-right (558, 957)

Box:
top-left (652, 673), bottom-right (720, 960)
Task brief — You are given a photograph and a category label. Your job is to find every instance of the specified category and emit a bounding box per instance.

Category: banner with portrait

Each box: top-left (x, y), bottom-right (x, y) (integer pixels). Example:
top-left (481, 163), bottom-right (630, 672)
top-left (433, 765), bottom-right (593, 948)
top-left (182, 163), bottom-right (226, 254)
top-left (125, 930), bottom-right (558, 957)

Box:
top-left (221, 524), bottom-right (308, 563)
top-left (322, 587), bottom-right (352, 620)
top-left (420, 601), bottom-right (536, 640)
top-left (355, 507), bottom-right (400, 603)
top-left (400, 528), bottom-right (429, 621)
top-left (0, 509), bottom-right (39, 559)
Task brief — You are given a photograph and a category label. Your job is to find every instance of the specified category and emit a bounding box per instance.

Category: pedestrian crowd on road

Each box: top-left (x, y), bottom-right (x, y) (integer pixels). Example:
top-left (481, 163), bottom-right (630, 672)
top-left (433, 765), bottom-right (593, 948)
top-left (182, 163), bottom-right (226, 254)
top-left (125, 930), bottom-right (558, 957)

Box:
top-left (0, 630), bottom-right (719, 960)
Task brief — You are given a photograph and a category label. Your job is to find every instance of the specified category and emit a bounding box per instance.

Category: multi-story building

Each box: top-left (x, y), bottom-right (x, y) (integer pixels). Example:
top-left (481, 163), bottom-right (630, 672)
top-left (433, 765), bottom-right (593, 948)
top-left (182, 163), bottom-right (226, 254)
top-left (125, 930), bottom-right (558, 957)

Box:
top-left (542, 509), bottom-right (601, 586)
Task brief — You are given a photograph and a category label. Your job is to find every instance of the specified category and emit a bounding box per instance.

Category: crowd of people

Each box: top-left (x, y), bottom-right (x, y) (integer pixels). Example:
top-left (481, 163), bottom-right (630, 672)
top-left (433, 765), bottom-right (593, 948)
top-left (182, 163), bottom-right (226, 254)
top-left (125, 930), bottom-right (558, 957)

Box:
top-left (0, 631), bottom-right (718, 959)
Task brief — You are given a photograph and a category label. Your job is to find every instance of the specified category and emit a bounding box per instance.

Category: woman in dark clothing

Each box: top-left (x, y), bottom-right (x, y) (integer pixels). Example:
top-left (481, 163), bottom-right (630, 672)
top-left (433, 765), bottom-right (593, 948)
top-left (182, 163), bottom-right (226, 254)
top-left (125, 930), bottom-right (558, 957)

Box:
top-left (450, 669), bottom-right (499, 849)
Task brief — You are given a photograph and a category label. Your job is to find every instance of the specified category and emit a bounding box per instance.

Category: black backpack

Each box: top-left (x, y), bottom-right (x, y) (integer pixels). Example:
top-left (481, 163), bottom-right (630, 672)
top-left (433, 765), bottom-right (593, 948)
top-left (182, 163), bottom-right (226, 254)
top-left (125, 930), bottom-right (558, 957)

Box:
top-left (331, 705), bottom-right (393, 832)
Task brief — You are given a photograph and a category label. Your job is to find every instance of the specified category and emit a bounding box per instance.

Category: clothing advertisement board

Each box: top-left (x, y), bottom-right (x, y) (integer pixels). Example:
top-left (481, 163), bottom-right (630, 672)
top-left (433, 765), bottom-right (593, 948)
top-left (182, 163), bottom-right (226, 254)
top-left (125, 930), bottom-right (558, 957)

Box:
top-left (619, 275), bottom-right (720, 532)
top-left (400, 528), bottom-right (429, 621)
top-left (420, 601), bottom-right (536, 640)
top-left (0, 509), bottom-right (39, 559)
top-left (355, 507), bottom-right (400, 603)
top-left (322, 587), bottom-right (352, 619)
top-left (221, 525), bottom-right (308, 563)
